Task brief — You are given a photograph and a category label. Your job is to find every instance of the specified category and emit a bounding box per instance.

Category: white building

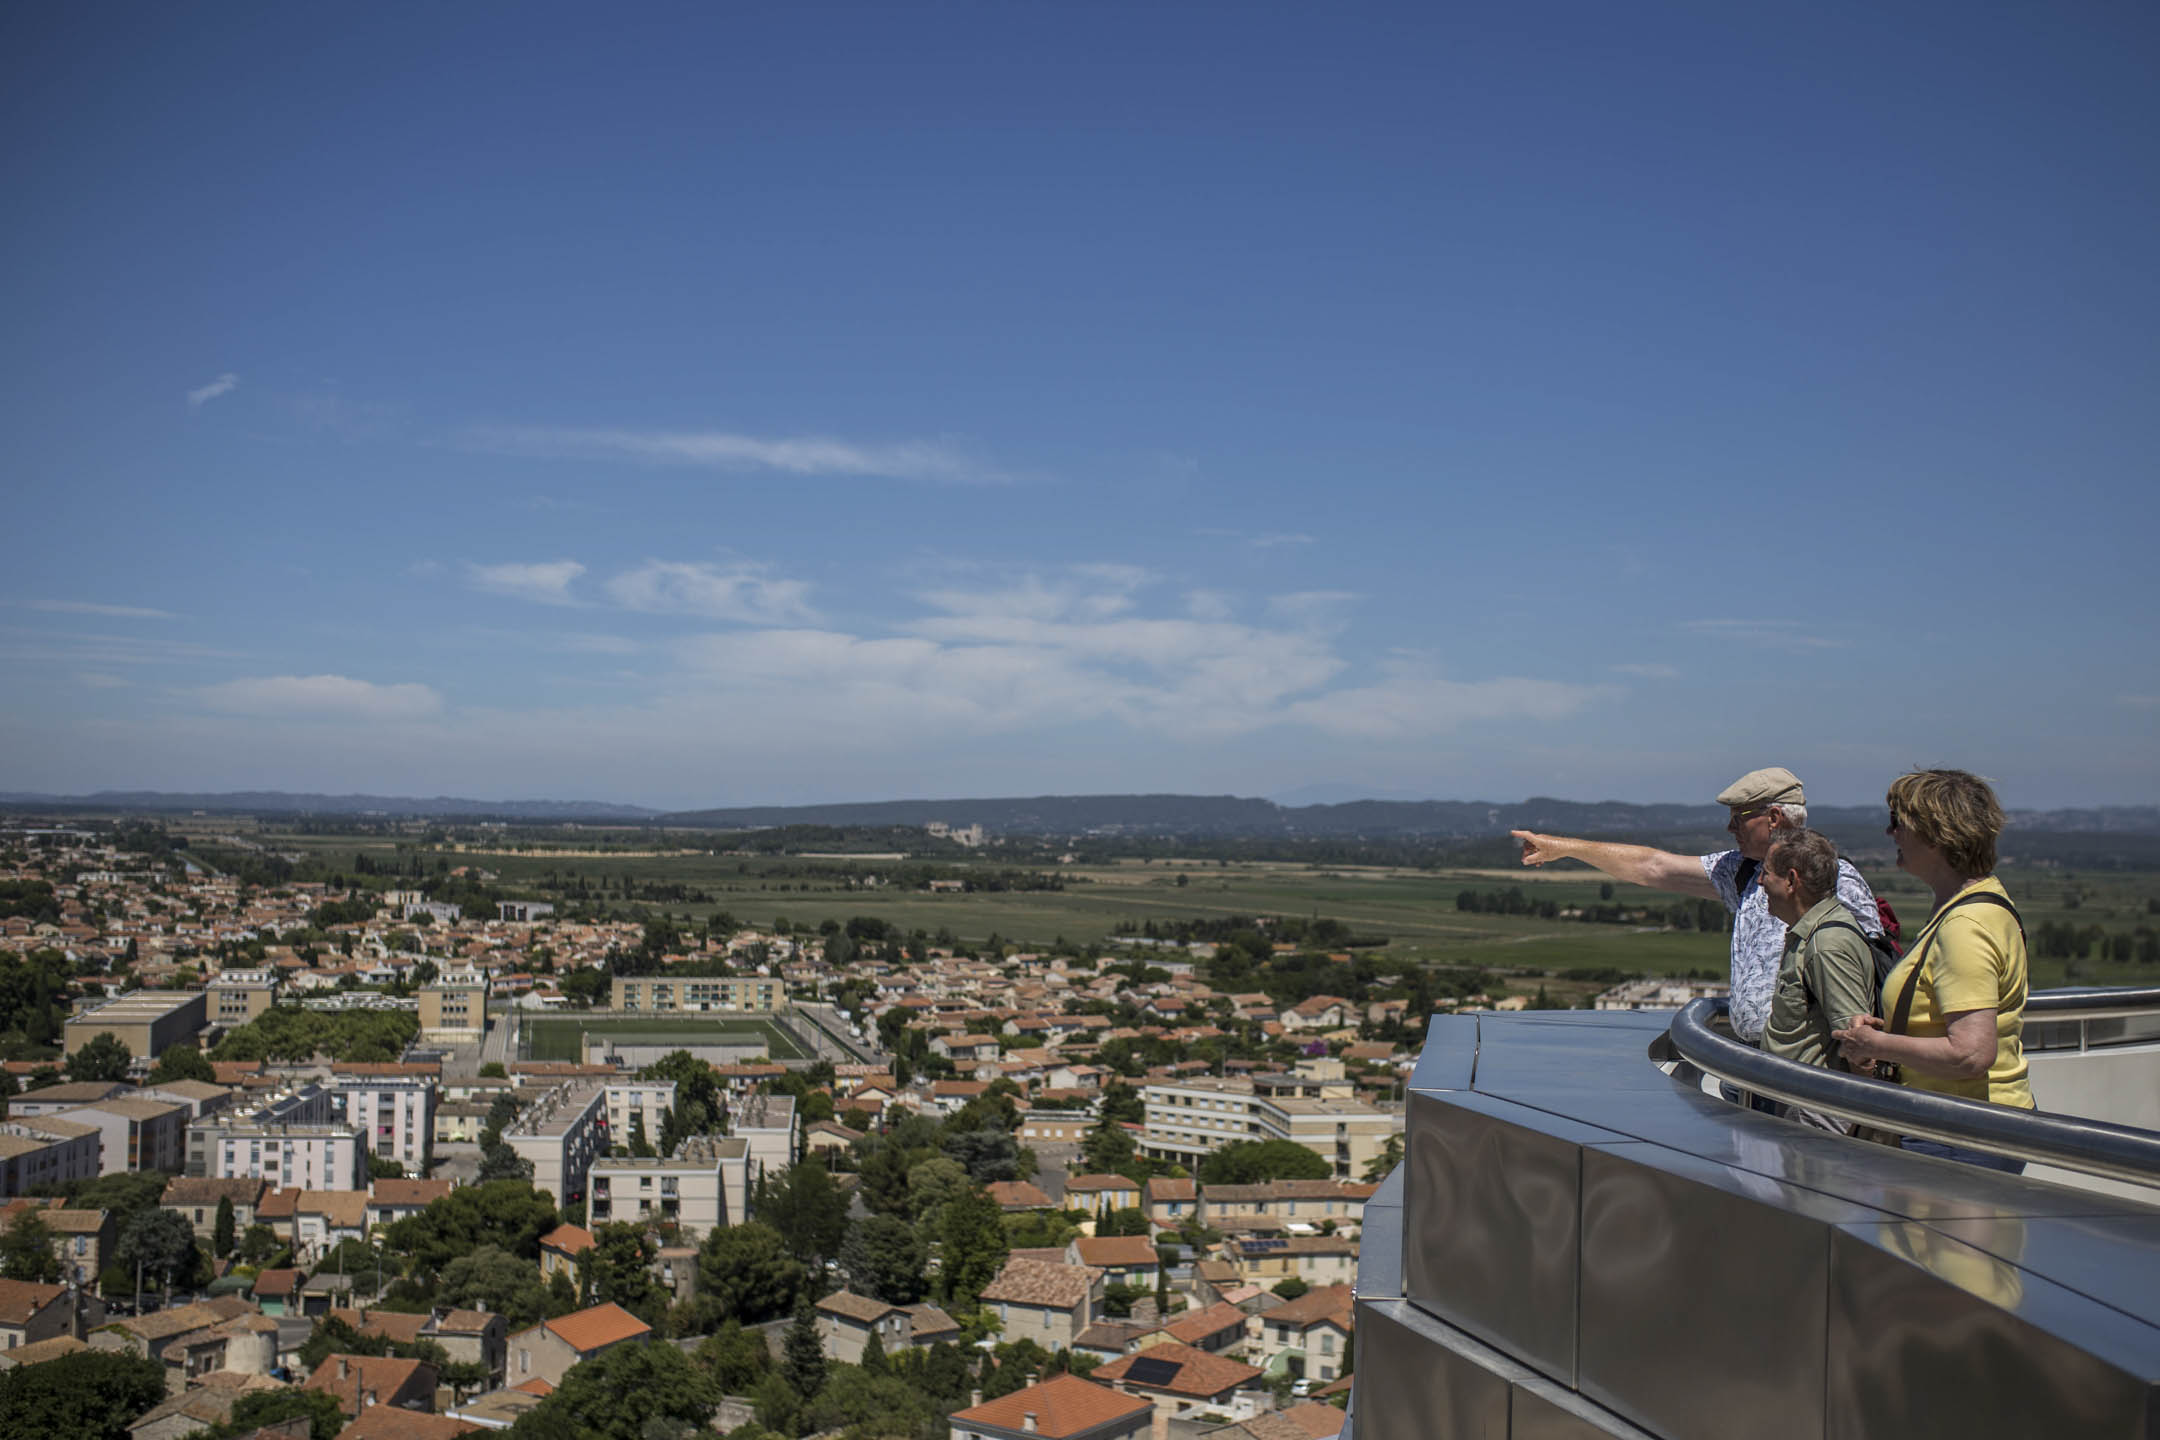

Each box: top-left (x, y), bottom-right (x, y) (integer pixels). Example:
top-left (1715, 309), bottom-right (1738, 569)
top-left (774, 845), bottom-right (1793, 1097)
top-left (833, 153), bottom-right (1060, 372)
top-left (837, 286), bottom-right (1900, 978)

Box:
top-left (729, 1092), bottom-right (797, 1180)
top-left (603, 1080), bottom-right (676, 1149)
top-left (206, 1122), bottom-right (366, 1191)
top-left (1140, 1075), bottom-right (1399, 1179)
top-left (503, 1082), bottom-right (609, 1210)
top-left (587, 1135), bottom-right (749, 1241)
top-left (334, 1076), bottom-right (437, 1174)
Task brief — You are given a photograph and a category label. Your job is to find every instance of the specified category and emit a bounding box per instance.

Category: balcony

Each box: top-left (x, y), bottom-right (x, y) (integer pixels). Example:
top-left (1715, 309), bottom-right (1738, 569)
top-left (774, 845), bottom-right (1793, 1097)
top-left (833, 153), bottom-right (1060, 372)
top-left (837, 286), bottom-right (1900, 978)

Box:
top-left (1346, 987), bottom-right (2160, 1440)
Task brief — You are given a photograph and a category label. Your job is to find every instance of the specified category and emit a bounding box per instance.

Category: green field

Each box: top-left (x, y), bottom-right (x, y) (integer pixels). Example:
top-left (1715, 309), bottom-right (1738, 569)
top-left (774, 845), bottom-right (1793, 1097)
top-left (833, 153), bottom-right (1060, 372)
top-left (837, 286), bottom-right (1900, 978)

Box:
top-left (274, 832), bottom-right (2160, 990)
top-left (521, 1014), bottom-right (809, 1062)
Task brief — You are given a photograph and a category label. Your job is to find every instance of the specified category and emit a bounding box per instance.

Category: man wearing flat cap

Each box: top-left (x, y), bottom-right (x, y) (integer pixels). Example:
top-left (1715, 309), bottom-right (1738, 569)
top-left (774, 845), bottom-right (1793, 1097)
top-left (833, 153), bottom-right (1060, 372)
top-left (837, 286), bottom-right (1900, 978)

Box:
top-left (1513, 767), bottom-right (1883, 1044)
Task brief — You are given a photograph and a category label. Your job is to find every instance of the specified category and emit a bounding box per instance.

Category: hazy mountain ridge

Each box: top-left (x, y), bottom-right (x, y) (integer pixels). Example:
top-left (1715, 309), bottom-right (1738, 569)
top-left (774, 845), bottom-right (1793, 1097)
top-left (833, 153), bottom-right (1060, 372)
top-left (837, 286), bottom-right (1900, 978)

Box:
top-left (6, 789), bottom-right (2150, 837)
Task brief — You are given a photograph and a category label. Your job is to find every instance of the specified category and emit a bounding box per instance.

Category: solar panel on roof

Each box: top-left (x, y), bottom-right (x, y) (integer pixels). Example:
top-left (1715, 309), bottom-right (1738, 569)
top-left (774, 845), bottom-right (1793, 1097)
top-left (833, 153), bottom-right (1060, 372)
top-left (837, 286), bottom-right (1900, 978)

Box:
top-left (1123, 1356), bottom-right (1183, 1387)
top-left (1243, 1238), bottom-right (1288, 1252)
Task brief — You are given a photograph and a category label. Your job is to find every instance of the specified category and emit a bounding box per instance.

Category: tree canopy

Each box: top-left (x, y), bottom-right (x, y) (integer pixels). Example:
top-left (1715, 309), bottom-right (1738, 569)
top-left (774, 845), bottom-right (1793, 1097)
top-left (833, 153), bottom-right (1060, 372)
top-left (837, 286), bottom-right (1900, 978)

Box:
top-left (506, 1331), bottom-right (720, 1440)
top-left (146, 1044), bottom-right (215, 1084)
top-left (66, 1032), bottom-right (132, 1083)
top-left (0, 1350), bottom-right (167, 1440)
top-left (1198, 1139), bottom-right (1334, 1185)
top-left (382, 1179), bottom-right (558, 1274)
top-left (694, 1221), bottom-right (805, 1327)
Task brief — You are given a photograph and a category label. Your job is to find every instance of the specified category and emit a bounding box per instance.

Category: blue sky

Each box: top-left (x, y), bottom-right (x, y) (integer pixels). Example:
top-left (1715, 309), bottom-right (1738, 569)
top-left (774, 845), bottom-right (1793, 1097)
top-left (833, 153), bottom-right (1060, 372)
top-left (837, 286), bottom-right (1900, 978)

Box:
top-left (5, 3), bottom-right (2156, 810)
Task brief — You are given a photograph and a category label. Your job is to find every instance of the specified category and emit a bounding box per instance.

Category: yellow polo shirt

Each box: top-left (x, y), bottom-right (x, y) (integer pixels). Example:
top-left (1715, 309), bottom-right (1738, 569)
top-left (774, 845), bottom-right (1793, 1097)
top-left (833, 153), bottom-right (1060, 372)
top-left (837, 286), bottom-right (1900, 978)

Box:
top-left (1881, 877), bottom-right (2033, 1109)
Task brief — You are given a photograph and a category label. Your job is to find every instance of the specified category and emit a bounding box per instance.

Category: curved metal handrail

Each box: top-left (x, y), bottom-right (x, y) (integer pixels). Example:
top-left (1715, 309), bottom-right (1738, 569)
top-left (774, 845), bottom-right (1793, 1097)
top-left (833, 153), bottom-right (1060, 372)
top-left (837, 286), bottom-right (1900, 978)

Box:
top-left (1666, 997), bottom-right (2160, 1187)
top-left (2025, 983), bottom-right (2160, 1022)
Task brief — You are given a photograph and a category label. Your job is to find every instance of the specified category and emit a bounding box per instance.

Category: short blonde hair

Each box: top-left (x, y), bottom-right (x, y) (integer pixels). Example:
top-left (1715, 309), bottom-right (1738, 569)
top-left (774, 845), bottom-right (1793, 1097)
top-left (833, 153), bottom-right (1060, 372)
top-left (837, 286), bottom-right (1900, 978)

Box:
top-left (1887, 769), bottom-right (2004, 878)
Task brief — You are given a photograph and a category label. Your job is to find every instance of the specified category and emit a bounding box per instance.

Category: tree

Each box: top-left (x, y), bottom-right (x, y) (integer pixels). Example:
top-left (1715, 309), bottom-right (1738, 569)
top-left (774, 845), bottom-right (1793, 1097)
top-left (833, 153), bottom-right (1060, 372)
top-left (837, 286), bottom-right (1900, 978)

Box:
top-left (1272, 1276), bottom-right (1309, 1300)
top-left (479, 1061), bottom-right (509, 1079)
top-left (941, 1126), bottom-right (1022, 1185)
top-left (1362, 1134), bottom-right (1404, 1183)
top-left (0, 1349), bottom-right (168, 1440)
top-left (239, 1224), bottom-right (279, 1265)
top-left (856, 1143), bottom-right (915, 1217)
top-left (1198, 1140), bottom-right (1333, 1186)
top-left (781, 1300), bottom-right (825, 1400)
top-left (505, 1330), bottom-right (719, 1440)
top-left (695, 1319), bottom-right (773, 1393)
top-left (803, 1364), bottom-right (932, 1439)
top-left (146, 1044), bottom-right (214, 1084)
top-left (905, 1157), bottom-right (973, 1227)
top-left (752, 1370), bottom-right (800, 1437)
top-left (382, 1180), bottom-right (559, 1274)
top-left (546, 1267), bottom-right (579, 1318)
top-left (757, 1160), bottom-right (847, 1267)
top-left (937, 1184), bottom-right (1007, 1313)
top-left (116, 1208), bottom-right (197, 1295)
top-left (65, 1033), bottom-right (132, 1084)
top-left (860, 1324), bottom-right (889, 1375)
top-left (197, 1389), bottom-right (347, 1440)
top-left (0, 1212), bottom-right (61, 1283)
top-left (1081, 1118), bottom-right (1136, 1175)
top-left (478, 1140), bottom-right (535, 1184)
top-left (368, 1154), bottom-right (406, 1180)
top-left (437, 1244), bottom-right (553, 1329)
top-left (212, 1196), bottom-right (236, 1258)
top-left (629, 1110), bottom-right (654, 1159)
top-left (578, 1224), bottom-right (663, 1325)
top-left (838, 1214), bottom-right (927, 1305)
top-left (695, 1222), bottom-right (806, 1326)
top-left (1095, 1207), bottom-right (1150, 1238)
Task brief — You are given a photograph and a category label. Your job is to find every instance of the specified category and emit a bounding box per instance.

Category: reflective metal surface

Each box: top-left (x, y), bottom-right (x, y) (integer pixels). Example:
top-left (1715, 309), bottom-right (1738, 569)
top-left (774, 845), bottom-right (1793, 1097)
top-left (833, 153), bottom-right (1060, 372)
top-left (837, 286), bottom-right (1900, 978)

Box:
top-left (1355, 994), bottom-right (2160, 1439)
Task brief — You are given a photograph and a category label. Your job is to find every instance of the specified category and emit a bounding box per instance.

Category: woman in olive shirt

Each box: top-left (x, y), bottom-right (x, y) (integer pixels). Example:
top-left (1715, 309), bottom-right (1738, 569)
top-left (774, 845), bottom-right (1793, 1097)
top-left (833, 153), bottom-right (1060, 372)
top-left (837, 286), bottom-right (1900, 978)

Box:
top-left (1834, 769), bottom-right (2033, 1173)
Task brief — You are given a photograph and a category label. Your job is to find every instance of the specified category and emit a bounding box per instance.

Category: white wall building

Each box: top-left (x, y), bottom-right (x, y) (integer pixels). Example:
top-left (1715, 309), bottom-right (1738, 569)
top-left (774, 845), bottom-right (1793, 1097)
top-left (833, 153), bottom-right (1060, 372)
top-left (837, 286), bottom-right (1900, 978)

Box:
top-left (603, 1080), bottom-right (676, 1149)
top-left (334, 1077), bottom-right (437, 1174)
top-left (587, 1135), bottom-right (748, 1241)
top-left (503, 1082), bottom-right (609, 1210)
top-left (207, 1123), bottom-right (366, 1191)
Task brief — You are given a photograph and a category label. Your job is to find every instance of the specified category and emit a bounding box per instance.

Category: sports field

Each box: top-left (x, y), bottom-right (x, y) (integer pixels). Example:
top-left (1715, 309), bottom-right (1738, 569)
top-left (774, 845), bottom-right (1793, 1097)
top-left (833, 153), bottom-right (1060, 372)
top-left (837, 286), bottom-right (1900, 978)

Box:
top-left (520, 1014), bottom-right (810, 1062)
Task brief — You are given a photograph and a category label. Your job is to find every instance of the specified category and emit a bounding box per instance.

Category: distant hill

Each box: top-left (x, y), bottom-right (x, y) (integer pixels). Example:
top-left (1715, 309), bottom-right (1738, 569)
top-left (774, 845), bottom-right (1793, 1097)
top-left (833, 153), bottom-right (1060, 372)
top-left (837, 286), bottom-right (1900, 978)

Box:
top-left (0, 790), bottom-right (661, 821)
top-left (3, 789), bottom-right (2154, 845)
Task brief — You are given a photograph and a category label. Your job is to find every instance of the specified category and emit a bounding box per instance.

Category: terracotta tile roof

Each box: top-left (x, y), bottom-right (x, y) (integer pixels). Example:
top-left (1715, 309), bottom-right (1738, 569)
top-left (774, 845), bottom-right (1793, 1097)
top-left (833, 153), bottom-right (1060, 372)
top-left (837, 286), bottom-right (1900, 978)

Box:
top-left (299, 1191), bottom-right (370, 1228)
top-left (1280, 1403), bottom-right (1347, 1439)
top-left (258, 1188), bottom-right (302, 1221)
top-left (1007, 1247), bottom-right (1070, 1266)
top-left (1255, 1283), bottom-right (1353, 1329)
top-left (162, 1177), bottom-right (269, 1209)
top-left (539, 1301), bottom-right (650, 1354)
top-left (330, 1307), bottom-right (428, 1345)
top-left (1063, 1174), bottom-right (1137, 1193)
top-left (0, 1279), bottom-right (68, 1325)
top-left (816, 1290), bottom-right (897, 1324)
top-left (950, 1373), bottom-right (1151, 1439)
top-left (369, 1179), bottom-right (453, 1209)
top-left (1144, 1178), bottom-right (1196, 1202)
top-left (0, 1334), bottom-right (86, 1367)
top-left (31, 1207), bottom-right (107, 1234)
top-left (252, 1268), bottom-right (303, 1297)
top-left (538, 1223), bottom-right (595, 1256)
top-left (1071, 1236), bottom-right (1157, 1269)
top-left (303, 1353), bottom-right (436, 1418)
top-left (432, 1309), bottom-right (496, 1335)
top-left (334, 1408), bottom-right (480, 1440)
top-left (1094, 1341), bottom-right (1263, 1398)
top-left (511, 1376), bottom-right (555, 1396)
top-left (1161, 1301), bottom-right (1247, 1345)
top-left (987, 1181), bottom-right (1053, 1209)
top-left (903, 1303), bottom-right (958, 1338)
top-left (979, 1259), bottom-right (1096, 1310)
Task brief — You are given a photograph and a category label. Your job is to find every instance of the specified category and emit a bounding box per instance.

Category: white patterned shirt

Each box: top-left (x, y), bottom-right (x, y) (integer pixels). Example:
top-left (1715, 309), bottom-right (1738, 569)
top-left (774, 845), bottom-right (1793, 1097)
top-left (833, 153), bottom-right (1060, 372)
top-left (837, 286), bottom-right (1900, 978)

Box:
top-left (1703, 850), bottom-right (1883, 1044)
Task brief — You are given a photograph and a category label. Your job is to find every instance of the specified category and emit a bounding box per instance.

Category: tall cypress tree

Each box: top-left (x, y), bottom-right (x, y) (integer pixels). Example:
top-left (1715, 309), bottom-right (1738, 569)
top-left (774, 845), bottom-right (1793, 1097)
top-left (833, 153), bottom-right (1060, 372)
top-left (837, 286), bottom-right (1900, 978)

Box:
top-left (212, 1197), bottom-right (236, 1258)
top-left (782, 1299), bottom-right (826, 1400)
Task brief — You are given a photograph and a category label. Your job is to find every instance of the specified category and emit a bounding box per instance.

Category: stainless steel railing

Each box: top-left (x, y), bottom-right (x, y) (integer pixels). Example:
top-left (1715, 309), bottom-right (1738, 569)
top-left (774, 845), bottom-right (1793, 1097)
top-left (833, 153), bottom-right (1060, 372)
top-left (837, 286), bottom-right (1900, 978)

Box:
top-left (1663, 989), bottom-right (2160, 1189)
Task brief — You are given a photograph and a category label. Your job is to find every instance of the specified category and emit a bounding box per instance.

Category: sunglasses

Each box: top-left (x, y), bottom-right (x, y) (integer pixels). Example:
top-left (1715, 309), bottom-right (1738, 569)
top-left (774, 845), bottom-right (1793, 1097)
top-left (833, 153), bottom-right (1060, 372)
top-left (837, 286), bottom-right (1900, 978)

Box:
top-left (1729, 806), bottom-right (1771, 823)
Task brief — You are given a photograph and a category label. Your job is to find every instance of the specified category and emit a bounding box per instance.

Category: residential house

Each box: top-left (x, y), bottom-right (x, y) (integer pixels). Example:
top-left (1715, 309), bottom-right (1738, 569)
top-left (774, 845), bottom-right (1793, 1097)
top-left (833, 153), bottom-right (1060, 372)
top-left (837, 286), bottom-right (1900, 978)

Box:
top-left (1144, 1301), bottom-right (1247, 1357)
top-left (304, 1353), bottom-right (440, 1420)
top-left (987, 1180), bottom-right (1054, 1212)
top-left (813, 1292), bottom-right (959, 1364)
top-left (948, 1373), bottom-right (1152, 1440)
top-left (0, 1278), bottom-right (71, 1351)
top-left (1279, 997), bottom-right (1354, 1033)
top-left (23, 1206), bottom-right (115, 1293)
top-left (249, 1269), bottom-right (303, 1316)
top-left (977, 1259), bottom-right (1101, 1351)
top-left (1244, 1284), bottom-right (1353, 1386)
top-left (160, 1176), bottom-right (268, 1245)
top-left (1224, 1236), bottom-right (1357, 1289)
top-left (1198, 1181), bottom-right (1373, 1234)
top-left (1144, 1178), bottom-right (1196, 1230)
top-left (1092, 1341), bottom-right (1266, 1422)
top-left (507, 1302), bottom-right (650, 1389)
top-left (426, 1307), bottom-right (508, 1393)
top-left (369, 1178), bottom-right (454, 1230)
top-left (1067, 1236), bottom-right (1160, 1289)
top-left (294, 1191), bottom-right (370, 1262)
top-left (537, 1224), bottom-right (594, 1282)
top-left (1062, 1175), bottom-right (1141, 1216)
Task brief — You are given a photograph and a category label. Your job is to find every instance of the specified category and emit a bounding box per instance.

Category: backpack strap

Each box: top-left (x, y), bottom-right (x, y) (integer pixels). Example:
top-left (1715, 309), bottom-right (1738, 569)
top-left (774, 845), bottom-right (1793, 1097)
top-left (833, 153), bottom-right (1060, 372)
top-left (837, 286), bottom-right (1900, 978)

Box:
top-left (1735, 856), bottom-right (1760, 897)
top-left (1887, 888), bottom-right (2023, 1034)
top-left (1794, 918), bottom-right (1869, 1010)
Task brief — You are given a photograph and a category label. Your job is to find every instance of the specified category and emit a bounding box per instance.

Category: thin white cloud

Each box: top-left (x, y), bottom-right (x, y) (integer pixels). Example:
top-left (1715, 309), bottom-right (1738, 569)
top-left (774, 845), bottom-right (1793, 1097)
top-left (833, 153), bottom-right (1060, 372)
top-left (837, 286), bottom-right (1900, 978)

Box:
top-left (605, 561), bottom-right (816, 625)
top-left (461, 425), bottom-right (1016, 485)
top-left (1282, 658), bottom-right (1609, 740)
top-left (561, 633), bottom-right (643, 655)
top-left (1199, 528), bottom-right (1316, 549)
top-left (1683, 619), bottom-right (1843, 651)
top-left (0, 629), bottom-right (242, 667)
top-left (1185, 589), bottom-right (1235, 621)
top-left (186, 373), bottom-right (239, 408)
top-left (194, 674), bottom-right (443, 721)
top-left (33, 600), bottom-right (179, 620)
top-left (1611, 662), bottom-right (1680, 679)
top-left (75, 673), bottom-right (130, 689)
top-left (466, 560), bottom-right (586, 606)
top-left (1266, 591), bottom-right (1359, 627)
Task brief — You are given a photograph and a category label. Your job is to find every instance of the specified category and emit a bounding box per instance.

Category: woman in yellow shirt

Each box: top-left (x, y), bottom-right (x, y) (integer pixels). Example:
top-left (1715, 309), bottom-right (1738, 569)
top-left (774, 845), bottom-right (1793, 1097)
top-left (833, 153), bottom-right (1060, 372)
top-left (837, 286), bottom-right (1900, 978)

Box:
top-left (1834, 769), bottom-right (2033, 1173)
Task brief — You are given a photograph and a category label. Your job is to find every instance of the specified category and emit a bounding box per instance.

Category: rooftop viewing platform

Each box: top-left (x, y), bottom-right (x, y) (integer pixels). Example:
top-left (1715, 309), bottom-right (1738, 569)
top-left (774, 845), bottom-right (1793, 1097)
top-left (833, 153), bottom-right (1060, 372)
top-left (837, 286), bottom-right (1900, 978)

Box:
top-left (1346, 986), bottom-right (2160, 1440)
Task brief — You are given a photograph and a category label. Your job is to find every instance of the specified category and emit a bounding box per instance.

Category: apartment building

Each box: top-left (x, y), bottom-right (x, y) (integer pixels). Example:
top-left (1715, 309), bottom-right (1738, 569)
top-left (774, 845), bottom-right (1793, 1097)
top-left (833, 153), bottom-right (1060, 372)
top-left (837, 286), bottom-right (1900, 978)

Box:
top-left (0, 1119), bottom-right (103, 1198)
top-left (730, 1092), bottom-right (797, 1178)
top-left (1244, 1283), bottom-right (1353, 1385)
top-left (603, 1080), bottom-right (676, 1145)
top-left (204, 1122), bottom-right (366, 1192)
top-left (1199, 1179), bottom-right (1375, 1232)
top-left (1139, 1075), bottom-right (1398, 1179)
top-left (502, 1082), bottom-right (608, 1208)
top-left (586, 1135), bottom-right (749, 1241)
top-left (63, 990), bottom-right (207, 1062)
top-left (610, 975), bottom-right (784, 1013)
top-left (4, 1081), bottom-right (135, 1118)
top-left (186, 1086), bottom-right (336, 1178)
top-left (333, 1076), bottom-right (436, 1174)
top-left (58, 1096), bottom-right (187, 1176)
top-left (206, 969), bottom-right (279, 1027)
top-left (419, 968), bottom-right (489, 1043)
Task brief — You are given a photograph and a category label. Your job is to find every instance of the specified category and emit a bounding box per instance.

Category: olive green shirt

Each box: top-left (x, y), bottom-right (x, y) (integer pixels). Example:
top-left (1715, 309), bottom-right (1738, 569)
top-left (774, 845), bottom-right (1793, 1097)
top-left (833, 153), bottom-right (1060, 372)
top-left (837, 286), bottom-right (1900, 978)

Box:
top-left (1761, 895), bottom-right (1879, 1070)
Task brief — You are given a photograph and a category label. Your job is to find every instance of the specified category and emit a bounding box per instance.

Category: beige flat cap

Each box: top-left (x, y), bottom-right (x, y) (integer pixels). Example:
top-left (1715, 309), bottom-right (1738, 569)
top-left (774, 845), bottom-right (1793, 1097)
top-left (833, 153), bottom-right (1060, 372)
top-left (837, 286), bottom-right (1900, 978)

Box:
top-left (1715, 766), bottom-right (1805, 809)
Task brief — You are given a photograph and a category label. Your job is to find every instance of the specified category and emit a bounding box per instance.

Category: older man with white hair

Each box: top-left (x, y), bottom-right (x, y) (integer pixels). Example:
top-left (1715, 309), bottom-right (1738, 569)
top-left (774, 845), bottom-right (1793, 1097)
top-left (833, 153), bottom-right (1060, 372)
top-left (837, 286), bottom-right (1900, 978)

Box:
top-left (1512, 767), bottom-right (1884, 1044)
